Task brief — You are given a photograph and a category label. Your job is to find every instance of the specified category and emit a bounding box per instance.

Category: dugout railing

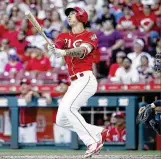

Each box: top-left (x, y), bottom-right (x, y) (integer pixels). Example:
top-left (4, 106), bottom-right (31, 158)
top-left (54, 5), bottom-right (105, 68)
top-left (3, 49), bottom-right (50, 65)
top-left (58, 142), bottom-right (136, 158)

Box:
top-left (0, 93), bottom-right (160, 150)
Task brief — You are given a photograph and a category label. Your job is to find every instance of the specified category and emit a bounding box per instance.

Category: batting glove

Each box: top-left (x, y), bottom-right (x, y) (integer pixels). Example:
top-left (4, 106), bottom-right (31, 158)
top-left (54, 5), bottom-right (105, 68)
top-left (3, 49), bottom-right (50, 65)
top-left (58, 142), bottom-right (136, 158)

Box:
top-left (47, 44), bottom-right (66, 58)
top-left (47, 44), bottom-right (56, 55)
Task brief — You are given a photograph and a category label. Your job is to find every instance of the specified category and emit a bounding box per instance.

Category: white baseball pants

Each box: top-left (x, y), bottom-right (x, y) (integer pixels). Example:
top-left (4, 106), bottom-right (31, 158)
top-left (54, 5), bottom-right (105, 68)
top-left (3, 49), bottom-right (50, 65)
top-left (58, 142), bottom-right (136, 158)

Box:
top-left (56, 71), bottom-right (103, 146)
top-left (19, 122), bottom-right (37, 143)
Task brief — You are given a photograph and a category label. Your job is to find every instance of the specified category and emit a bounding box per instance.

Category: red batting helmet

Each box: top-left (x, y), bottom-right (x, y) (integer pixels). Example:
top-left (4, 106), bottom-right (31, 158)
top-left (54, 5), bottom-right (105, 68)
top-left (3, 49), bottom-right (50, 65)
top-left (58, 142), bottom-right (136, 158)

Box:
top-left (65, 7), bottom-right (88, 24)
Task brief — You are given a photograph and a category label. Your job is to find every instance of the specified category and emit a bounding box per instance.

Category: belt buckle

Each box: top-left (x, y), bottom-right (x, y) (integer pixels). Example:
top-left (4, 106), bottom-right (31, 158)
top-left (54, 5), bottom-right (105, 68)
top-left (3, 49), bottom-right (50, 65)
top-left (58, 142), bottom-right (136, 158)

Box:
top-left (70, 73), bottom-right (84, 81)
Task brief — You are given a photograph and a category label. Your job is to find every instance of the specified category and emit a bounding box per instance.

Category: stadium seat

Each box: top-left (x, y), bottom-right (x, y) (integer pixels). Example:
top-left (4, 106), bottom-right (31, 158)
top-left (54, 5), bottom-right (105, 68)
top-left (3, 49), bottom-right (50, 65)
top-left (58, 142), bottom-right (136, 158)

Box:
top-left (37, 71), bottom-right (58, 84)
top-left (120, 31), bottom-right (138, 49)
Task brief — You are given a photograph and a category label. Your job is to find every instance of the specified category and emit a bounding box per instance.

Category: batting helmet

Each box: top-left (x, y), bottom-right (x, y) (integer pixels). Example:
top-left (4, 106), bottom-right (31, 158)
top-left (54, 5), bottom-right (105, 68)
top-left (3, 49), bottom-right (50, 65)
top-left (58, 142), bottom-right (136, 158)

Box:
top-left (65, 7), bottom-right (88, 24)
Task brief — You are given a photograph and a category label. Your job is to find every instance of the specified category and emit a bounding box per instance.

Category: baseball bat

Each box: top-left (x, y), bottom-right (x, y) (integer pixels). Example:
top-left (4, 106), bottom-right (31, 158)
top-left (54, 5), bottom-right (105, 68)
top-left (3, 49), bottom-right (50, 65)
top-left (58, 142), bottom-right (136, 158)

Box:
top-left (25, 10), bottom-right (53, 47)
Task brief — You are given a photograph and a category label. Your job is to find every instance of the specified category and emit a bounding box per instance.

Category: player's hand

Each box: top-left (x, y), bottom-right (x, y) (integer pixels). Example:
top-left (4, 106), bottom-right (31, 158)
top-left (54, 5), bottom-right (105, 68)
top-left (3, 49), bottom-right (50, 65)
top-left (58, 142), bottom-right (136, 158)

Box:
top-left (47, 44), bottom-right (66, 58)
top-left (138, 106), bottom-right (146, 114)
top-left (47, 44), bottom-right (56, 55)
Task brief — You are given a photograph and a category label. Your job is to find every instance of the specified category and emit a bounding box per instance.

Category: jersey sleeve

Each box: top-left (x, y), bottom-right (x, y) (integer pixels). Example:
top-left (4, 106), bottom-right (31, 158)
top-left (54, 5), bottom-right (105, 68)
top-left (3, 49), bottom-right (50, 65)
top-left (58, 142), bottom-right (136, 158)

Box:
top-left (82, 32), bottom-right (98, 50)
top-left (54, 33), bottom-right (66, 49)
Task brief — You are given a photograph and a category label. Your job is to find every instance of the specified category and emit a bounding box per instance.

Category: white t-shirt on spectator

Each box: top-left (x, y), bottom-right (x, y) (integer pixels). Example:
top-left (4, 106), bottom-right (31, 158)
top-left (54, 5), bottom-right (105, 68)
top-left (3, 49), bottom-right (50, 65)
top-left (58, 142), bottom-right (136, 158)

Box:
top-left (111, 67), bottom-right (139, 84)
top-left (127, 52), bottom-right (154, 69)
top-left (26, 35), bottom-right (46, 49)
top-left (6, 2), bottom-right (29, 15)
top-left (50, 54), bottom-right (64, 68)
top-left (0, 51), bottom-right (8, 73)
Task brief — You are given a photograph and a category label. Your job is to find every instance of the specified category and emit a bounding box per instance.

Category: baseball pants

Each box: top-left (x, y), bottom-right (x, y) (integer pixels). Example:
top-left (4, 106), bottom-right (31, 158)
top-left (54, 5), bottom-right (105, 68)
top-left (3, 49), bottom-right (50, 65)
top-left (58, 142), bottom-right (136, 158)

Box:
top-left (19, 122), bottom-right (37, 143)
top-left (56, 71), bottom-right (103, 146)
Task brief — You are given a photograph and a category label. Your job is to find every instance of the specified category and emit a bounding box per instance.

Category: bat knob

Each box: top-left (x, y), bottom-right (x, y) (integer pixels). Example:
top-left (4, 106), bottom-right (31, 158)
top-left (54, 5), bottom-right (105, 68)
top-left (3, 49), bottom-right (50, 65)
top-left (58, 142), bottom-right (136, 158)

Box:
top-left (25, 10), bottom-right (30, 16)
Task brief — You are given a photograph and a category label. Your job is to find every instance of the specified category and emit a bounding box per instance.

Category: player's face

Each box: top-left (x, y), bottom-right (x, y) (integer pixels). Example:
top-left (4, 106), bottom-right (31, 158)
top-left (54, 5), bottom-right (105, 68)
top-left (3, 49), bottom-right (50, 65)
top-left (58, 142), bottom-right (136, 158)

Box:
top-left (67, 11), bottom-right (79, 26)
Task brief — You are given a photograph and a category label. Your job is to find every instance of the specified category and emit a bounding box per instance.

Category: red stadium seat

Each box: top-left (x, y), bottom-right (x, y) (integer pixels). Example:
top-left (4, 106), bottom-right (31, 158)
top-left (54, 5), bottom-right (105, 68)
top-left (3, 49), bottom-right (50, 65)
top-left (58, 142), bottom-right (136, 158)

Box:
top-left (37, 71), bottom-right (58, 84)
top-left (134, 30), bottom-right (149, 45)
top-left (120, 31), bottom-right (138, 49)
top-left (52, 67), bottom-right (69, 81)
top-left (15, 70), bottom-right (37, 84)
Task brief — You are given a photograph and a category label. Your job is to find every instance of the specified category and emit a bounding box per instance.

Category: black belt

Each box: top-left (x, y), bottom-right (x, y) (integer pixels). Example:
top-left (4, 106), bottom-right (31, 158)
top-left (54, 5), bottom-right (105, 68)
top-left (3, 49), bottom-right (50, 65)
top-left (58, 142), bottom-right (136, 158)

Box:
top-left (20, 123), bottom-right (33, 128)
top-left (70, 73), bottom-right (84, 81)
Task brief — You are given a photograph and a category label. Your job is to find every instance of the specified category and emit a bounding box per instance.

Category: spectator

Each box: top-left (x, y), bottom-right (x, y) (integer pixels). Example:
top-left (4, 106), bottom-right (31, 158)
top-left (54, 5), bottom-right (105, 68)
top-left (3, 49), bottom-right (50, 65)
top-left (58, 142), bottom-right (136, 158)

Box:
top-left (111, 57), bottom-right (139, 84)
top-left (11, 30), bottom-right (29, 57)
top-left (0, 14), bottom-right (9, 38)
top-left (5, 52), bottom-right (23, 73)
top-left (137, 55), bottom-right (153, 82)
top-left (6, 0), bottom-right (29, 14)
top-left (42, 79), bottom-right (69, 104)
top-left (117, 5), bottom-right (137, 31)
top-left (96, 5), bottom-right (116, 29)
top-left (43, 18), bottom-right (54, 39)
top-left (0, 38), bottom-right (11, 54)
top-left (18, 79), bottom-right (40, 143)
top-left (86, 6), bottom-right (99, 30)
top-left (50, 53), bottom-right (65, 68)
top-left (26, 45), bottom-right (51, 72)
top-left (29, 7), bottom-right (44, 25)
top-left (19, 19), bottom-right (32, 36)
top-left (66, 0), bottom-right (86, 9)
top-left (21, 44), bottom-right (33, 63)
top-left (51, 11), bottom-right (63, 32)
top-left (108, 0), bottom-right (124, 22)
top-left (151, 0), bottom-right (161, 16)
top-left (26, 27), bottom-right (46, 48)
top-left (0, 39), bottom-right (9, 73)
top-left (128, 39), bottom-right (154, 69)
top-left (106, 112), bottom-right (126, 142)
top-left (54, 0), bottom-right (68, 21)
top-left (138, 5), bottom-right (160, 40)
top-left (2, 20), bottom-right (19, 45)
top-left (156, 38), bottom-right (161, 54)
top-left (108, 51), bottom-right (126, 77)
top-left (97, 20), bottom-right (124, 62)
top-left (9, 6), bottom-right (21, 25)
top-left (131, 0), bottom-right (143, 17)
top-left (149, 37), bottom-right (161, 57)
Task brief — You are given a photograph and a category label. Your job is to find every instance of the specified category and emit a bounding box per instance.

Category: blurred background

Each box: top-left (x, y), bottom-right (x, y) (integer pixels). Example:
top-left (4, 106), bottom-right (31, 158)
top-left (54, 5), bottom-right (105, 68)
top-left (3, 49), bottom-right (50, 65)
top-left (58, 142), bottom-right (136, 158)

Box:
top-left (0, 0), bottom-right (160, 152)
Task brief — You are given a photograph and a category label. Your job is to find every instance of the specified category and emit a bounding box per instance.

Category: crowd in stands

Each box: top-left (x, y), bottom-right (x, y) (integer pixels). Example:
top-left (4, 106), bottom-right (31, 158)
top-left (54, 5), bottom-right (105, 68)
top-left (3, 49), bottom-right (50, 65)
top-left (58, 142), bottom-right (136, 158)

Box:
top-left (0, 0), bottom-right (161, 85)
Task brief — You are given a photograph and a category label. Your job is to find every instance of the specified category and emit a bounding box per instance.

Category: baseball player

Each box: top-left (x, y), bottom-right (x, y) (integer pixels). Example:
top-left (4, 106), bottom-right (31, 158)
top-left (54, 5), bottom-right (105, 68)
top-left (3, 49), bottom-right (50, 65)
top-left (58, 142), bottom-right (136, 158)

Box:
top-left (137, 100), bottom-right (161, 135)
top-left (18, 79), bottom-right (40, 143)
top-left (48, 7), bottom-right (109, 158)
top-left (106, 112), bottom-right (126, 142)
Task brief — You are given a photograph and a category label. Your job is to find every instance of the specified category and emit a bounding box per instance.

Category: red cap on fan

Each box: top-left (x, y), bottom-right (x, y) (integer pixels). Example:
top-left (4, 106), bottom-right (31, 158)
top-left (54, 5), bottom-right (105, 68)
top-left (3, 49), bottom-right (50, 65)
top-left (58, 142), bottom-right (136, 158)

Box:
top-left (20, 79), bottom-right (31, 85)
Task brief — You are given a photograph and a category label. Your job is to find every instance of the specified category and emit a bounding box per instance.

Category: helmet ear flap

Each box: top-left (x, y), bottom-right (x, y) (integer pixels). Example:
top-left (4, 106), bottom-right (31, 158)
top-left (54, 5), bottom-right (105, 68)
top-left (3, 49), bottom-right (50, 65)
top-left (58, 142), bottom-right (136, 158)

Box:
top-left (76, 13), bottom-right (82, 23)
top-left (76, 13), bottom-right (86, 24)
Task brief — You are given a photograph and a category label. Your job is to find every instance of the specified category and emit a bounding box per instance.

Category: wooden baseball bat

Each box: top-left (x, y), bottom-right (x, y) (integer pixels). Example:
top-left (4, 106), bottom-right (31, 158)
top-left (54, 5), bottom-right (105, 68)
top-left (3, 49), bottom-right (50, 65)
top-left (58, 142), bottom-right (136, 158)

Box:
top-left (25, 10), bottom-right (53, 47)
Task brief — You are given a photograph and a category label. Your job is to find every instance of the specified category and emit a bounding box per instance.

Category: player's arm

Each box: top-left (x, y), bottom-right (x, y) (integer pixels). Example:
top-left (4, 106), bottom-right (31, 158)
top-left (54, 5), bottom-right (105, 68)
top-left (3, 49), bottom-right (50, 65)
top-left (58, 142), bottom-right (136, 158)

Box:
top-left (48, 43), bottom-right (93, 59)
top-left (65, 43), bottom-right (93, 58)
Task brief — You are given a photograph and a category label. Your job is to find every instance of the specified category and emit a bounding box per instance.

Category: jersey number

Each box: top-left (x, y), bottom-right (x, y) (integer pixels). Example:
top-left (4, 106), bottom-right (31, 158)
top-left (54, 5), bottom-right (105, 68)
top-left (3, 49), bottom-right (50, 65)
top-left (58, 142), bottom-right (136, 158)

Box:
top-left (65, 39), bottom-right (82, 48)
